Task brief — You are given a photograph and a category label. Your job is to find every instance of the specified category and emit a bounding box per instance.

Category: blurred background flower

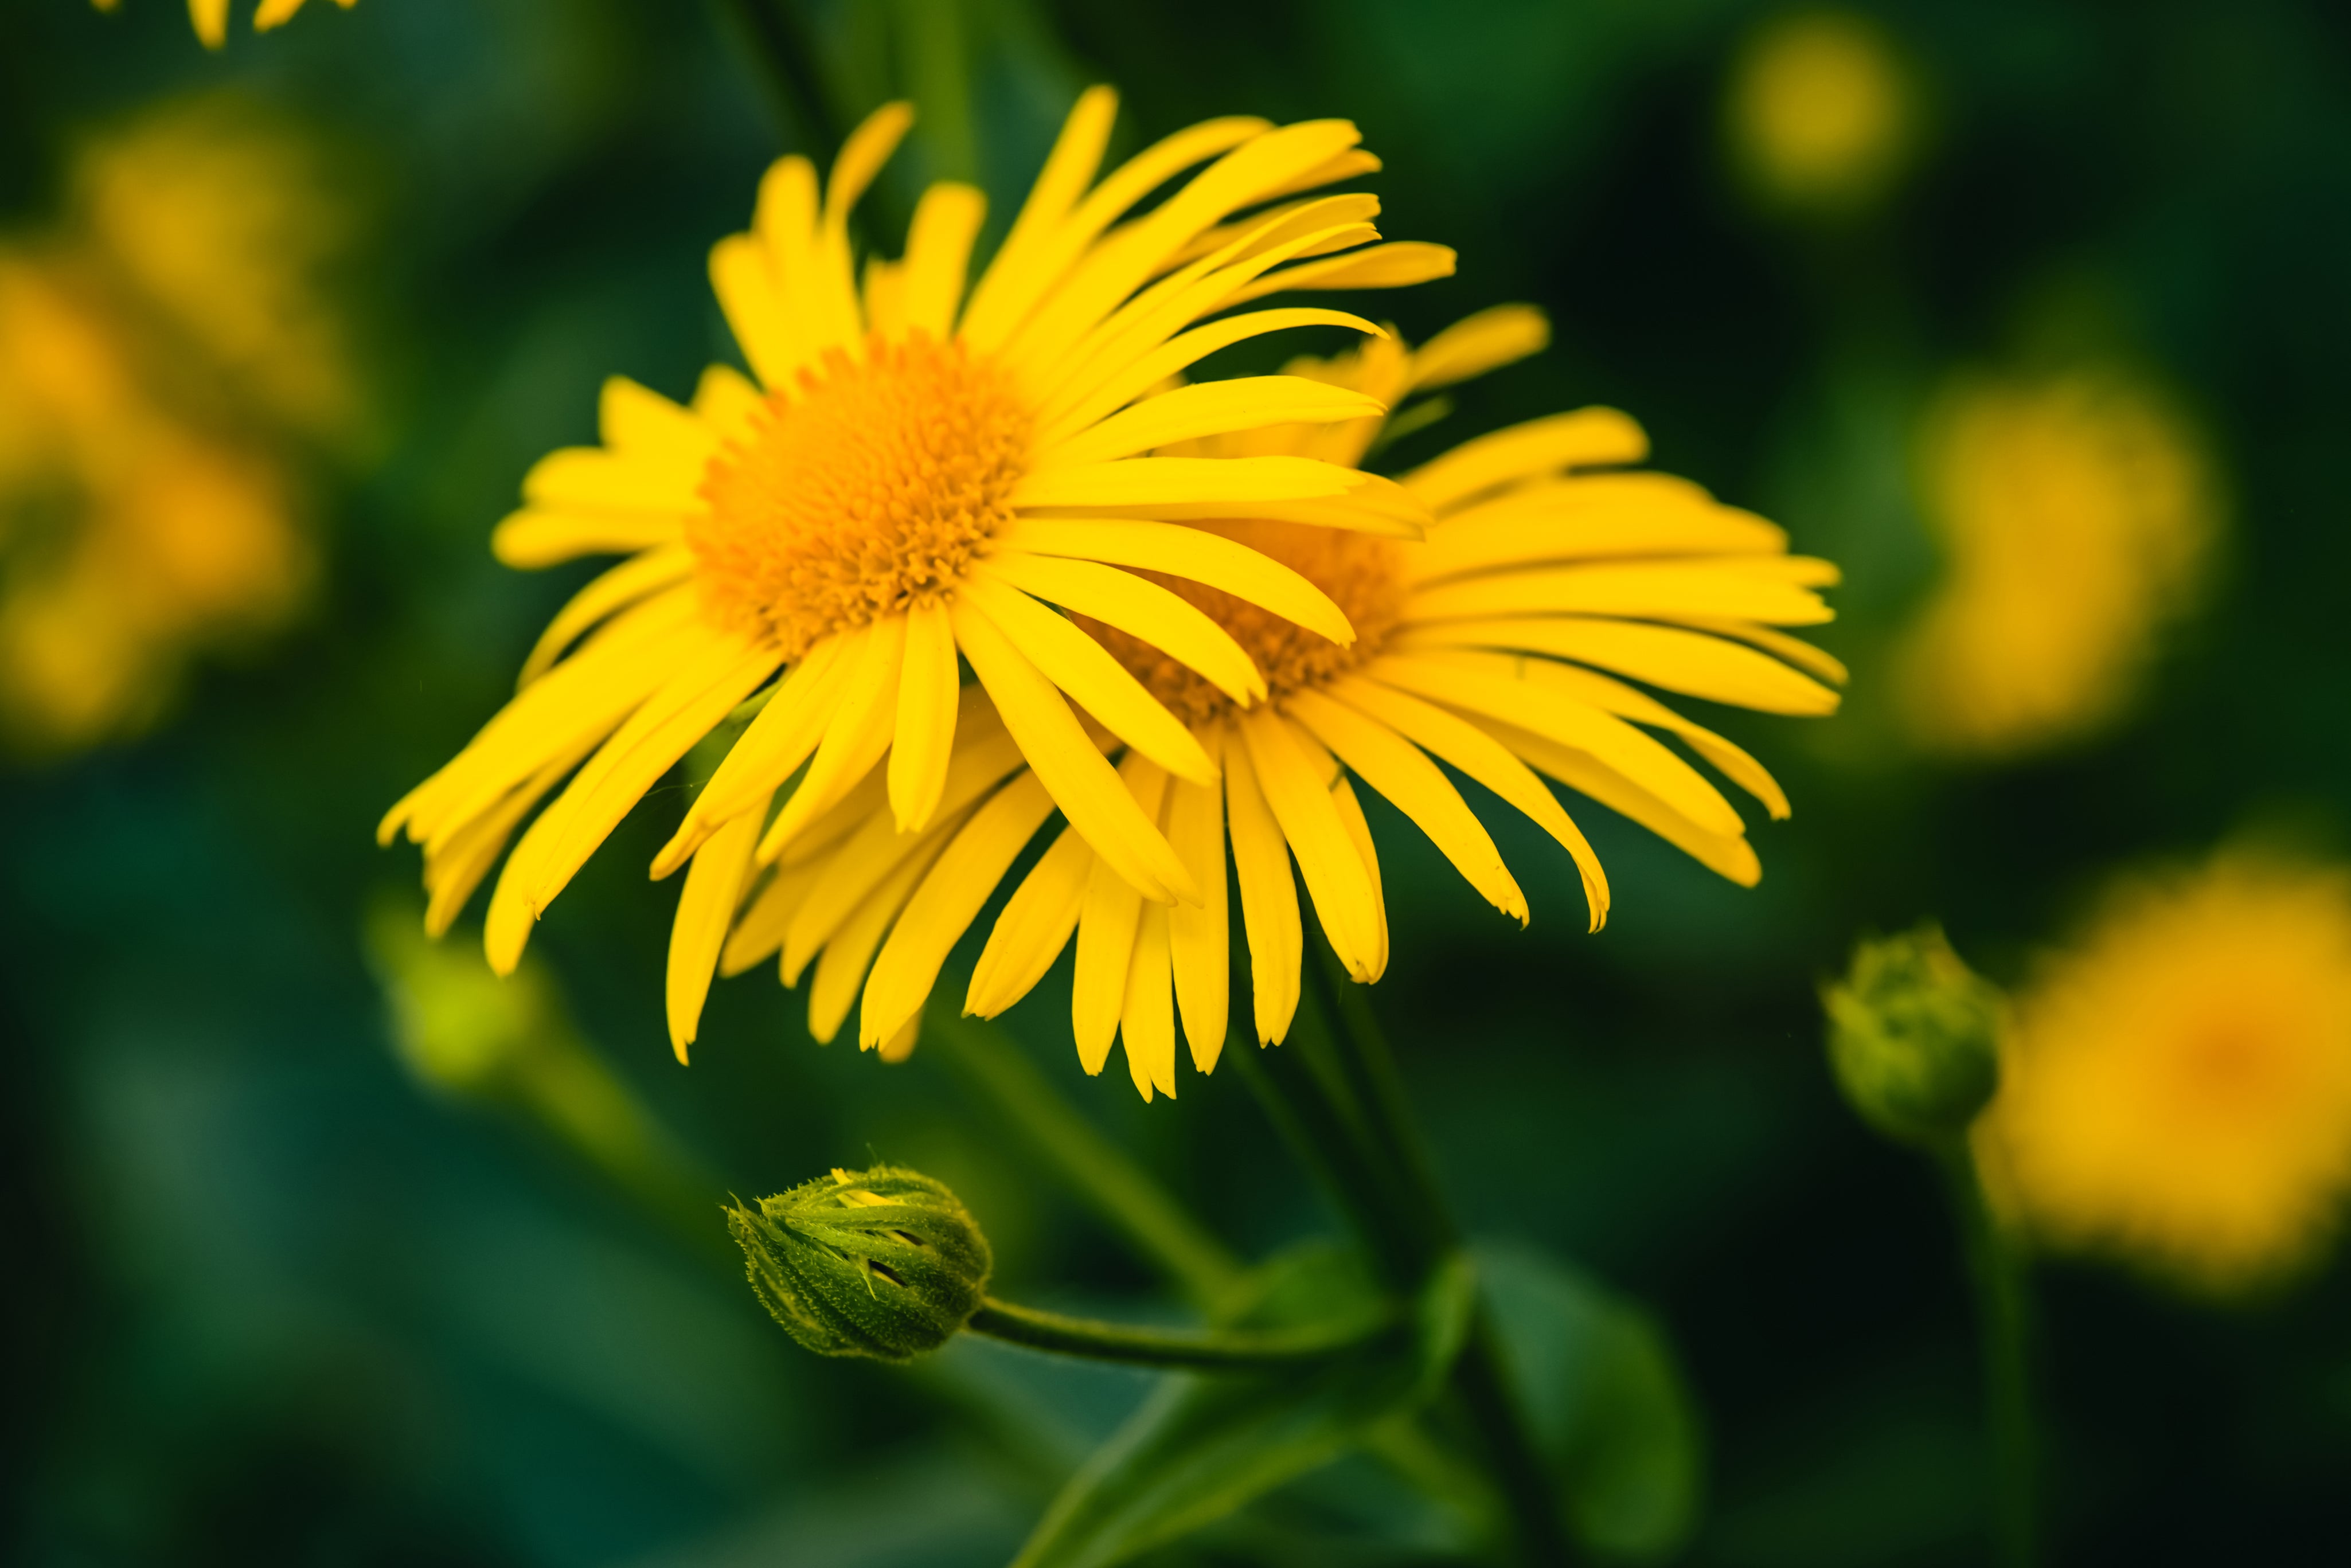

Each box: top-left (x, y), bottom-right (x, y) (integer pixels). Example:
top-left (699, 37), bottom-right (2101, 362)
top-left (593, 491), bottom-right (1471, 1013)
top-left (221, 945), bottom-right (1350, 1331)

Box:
top-left (0, 93), bottom-right (363, 757)
top-left (1975, 848), bottom-right (2351, 1296)
top-left (8, 0), bottom-right (2351, 1563)
top-left (1893, 366), bottom-right (2221, 760)
top-left (1724, 10), bottom-right (1920, 219)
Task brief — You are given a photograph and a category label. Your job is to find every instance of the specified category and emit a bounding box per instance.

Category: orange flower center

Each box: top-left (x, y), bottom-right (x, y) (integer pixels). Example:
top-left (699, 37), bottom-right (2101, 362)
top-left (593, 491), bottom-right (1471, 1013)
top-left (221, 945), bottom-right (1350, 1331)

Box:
top-left (1081, 519), bottom-right (1409, 726)
top-left (689, 333), bottom-right (1030, 655)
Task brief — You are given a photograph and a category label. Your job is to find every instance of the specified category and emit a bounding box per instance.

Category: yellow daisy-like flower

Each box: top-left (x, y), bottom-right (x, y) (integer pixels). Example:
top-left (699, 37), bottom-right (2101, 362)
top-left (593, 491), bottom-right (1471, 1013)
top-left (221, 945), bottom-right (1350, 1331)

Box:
top-left (383, 93), bottom-right (1454, 991)
top-left (1974, 851), bottom-right (2351, 1295)
top-left (690, 306), bottom-right (1844, 1095)
top-left (1725, 10), bottom-right (1920, 214)
top-left (1896, 367), bottom-right (2220, 759)
top-left (92, 0), bottom-right (353, 50)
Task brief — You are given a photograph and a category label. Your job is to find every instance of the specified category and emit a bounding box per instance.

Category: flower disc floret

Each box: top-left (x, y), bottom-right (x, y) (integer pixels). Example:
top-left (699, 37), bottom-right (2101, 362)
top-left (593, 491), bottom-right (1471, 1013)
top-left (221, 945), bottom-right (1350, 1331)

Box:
top-left (1084, 519), bottom-right (1408, 727)
top-left (690, 333), bottom-right (1029, 656)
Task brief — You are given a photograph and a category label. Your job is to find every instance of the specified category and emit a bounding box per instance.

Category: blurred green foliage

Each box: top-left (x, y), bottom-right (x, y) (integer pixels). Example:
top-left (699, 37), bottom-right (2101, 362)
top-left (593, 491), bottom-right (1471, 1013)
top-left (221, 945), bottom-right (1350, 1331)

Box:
top-left (6, 0), bottom-right (2351, 1564)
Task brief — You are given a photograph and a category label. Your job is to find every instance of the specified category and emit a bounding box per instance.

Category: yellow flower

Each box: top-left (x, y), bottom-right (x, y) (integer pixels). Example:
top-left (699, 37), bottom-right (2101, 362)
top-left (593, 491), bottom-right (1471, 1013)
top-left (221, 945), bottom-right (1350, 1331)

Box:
top-left (1895, 368), bottom-right (2220, 758)
top-left (1725, 11), bottom-right (1919, 213)
top-left (1974, 851), bottom-right (2351, 1295)
top-left (382, 93), bottom-right (1455, 992)
top-left (91, 0), bottom-right (354, 49)
top-left (685, 307), bottom-right (1844, 1095)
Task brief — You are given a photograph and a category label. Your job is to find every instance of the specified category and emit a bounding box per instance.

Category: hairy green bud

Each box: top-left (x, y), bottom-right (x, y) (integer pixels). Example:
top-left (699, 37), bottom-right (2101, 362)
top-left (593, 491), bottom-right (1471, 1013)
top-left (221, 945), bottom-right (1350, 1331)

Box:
top-left (728, 1166), bottom-right (992, 1361)
top-left (1823, 924), bottom-right (2004, 1145)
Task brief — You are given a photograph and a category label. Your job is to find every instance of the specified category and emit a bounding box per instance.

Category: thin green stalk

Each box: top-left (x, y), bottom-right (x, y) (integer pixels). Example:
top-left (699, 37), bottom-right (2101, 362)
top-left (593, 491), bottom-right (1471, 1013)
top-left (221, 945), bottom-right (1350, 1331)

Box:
top-left (1941, 1145), bottom-right (2037, 1568)
top-left (969, 1296), bottom-right (1388, 1371)
top-left (1282, 953), bottom-right (1575, 1568)
top-left (927, 1011), bottom-right (1248, 1311)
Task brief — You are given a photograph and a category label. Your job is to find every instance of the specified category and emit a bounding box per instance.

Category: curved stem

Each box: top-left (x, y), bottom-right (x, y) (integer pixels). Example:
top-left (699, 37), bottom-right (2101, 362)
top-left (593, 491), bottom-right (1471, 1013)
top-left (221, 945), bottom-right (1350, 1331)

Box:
top-left (930, 1013), bottom-right (1248, 1311)
top-left (1295, 951), bottom-right (1576, 1567)
top-left (1942, 1145), bottom-right (2037, 1568)
top-left (968, 1296), bottom-right (1387, 1371)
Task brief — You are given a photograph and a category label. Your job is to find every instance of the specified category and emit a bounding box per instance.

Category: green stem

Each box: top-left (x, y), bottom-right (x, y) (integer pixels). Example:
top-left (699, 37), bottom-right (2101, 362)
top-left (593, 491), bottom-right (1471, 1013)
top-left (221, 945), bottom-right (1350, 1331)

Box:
top-left (927, 1011), bottom-right (1248, 1311)
top-left (1259, 955), bottom-right (1573, 1567)
top-left (968, 1296), bottom-right (1387, 1371)
top-left (1942, 1145), bottom-right (2037, 1568)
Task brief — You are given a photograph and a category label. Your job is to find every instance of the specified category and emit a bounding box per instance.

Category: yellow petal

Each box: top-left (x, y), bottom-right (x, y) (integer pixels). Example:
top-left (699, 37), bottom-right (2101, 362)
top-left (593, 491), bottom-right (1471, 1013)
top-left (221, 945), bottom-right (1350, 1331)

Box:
top-left (1404, 408), bottom-right (1650, 513)
top-left (666, 793), bottom-right (770, 1062)
top-left (754, 615), bottom-right (906, 863)
top-left (860, 772), bottom-right (1057, 1047)
top-left (654, 628), bottom-right (855, 875)
top-left (720, 858), bottom-right (826, 976)
top-left (1073, 776), bottom-right (1160, 1071)
top-left (1370, 652), bottom-right (1745, 837)
top-left (950, 597), bottom-right (1196, 906)
top-left (1038, 376), bottom-right (1387, 471)
top-left (1398, 616), bottom-right (1839, 717)
top-left (1327, 674), bottom-right (1608, 932)
top-left (1494, 720), bottom-right (1760, 887)
top-left (1221, 240), bottom-right (1458, 307)
top-left (1163, 738), bottom-right (1231, 1070)
top-left (995, 517), bottom-right (1354, 644)
top-left (1409, 304), bottom-right (1551, 393)
top-left (1036, 307), bottom-right (1382, 449)
top-left (530, 636), bottom-right (783, 912)
top-left (1327, 773), bottom-right (1389, 982)
top-left (709, 232), bottom-right (799, 389)
top-left (966, 824), bottom-right (1091, 1018)
top-left (900, 182), bottom-right (987, 339)
top-left (960, 569), bottom-right (1217, 785)
top-left (954, 86), bottom-right (1124, 350)
top-left (517, 545), bottom-right (696, 689)
top-left (491, 506), bottom-right (684, 569)
top-left (1222, 718), bottom-right (1302, 1042)
top-left (1285, 687), bottom-right (1526, 923)
top-left (1406, 562), bottom-right (1832, 628)
top-left (1122, 904), bottom-right (1178, 1101)
top-left (804, 828), bottom-right (951, 1046)
top-left (889, 598), bottom-right (962, 831)
top-left (987, 552), bottom-right (1265, 705)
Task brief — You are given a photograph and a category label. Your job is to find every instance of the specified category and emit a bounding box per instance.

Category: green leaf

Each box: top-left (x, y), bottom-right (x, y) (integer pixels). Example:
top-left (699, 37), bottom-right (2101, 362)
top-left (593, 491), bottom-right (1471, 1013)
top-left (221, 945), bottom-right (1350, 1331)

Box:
top-left (1007, 1244), bottom-right (1475, 1568)
top-left (1478, 1242), bottom-right (1705, 1561)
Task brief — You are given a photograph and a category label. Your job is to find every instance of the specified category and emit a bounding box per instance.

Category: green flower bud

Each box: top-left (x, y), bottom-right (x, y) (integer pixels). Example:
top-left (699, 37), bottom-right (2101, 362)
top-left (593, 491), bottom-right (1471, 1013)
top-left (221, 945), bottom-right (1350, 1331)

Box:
top-left (1823, 924), bottom-right (2005, 1145)
top-left (728, 1166), bottom-right (993, 1361)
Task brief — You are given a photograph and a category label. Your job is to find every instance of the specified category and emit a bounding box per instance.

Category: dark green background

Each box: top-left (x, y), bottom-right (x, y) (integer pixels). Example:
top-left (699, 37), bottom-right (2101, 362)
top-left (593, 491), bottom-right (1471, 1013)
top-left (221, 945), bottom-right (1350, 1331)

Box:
top-left (6, 0), bottom-right (2350, 1562)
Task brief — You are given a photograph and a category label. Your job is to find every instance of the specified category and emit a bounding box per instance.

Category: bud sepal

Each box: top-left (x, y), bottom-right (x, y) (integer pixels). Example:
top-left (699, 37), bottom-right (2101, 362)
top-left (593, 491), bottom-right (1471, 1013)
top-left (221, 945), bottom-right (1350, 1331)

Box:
top-left (728, 1165), bottom-right (993, 1361)
top-left (1824, 923), bottom-right (2005, 1146)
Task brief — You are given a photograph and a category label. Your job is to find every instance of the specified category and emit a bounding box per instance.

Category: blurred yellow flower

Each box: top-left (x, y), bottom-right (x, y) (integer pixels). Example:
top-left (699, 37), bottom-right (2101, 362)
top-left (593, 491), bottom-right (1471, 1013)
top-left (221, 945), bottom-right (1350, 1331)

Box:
top-left (1725, 11), bottom-right (1919, 213)
top-left (675, 307), bottom-right (1844, 1097)
top-left (0, 97), bottom-right (358, 756)
top-left (1895, 369), bottom-right (2220, 758)
top-left (91, 0), bottom-right (355, 50)
top-left (1975, 851), bottom-right (2351, 1295)
top-left (383, 91), bottom-right (1458, 1011)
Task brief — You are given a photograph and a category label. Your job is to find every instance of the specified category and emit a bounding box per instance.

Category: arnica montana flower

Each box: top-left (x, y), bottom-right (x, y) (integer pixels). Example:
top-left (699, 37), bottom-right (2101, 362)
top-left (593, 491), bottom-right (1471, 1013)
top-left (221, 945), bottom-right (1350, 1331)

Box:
top-left (382, 93), bottom-right (1455, 999)
top-left (1974, 851), bottom-right (2351, 1295)
top-left (688, 308), bottom-right (1844, 1097)
top-left (1896, 367), bottom-right (2220, 759)
top-left (0, 99), bottom-right (347, 754)
top-left (91, 0), bottom-right (352, 49)
top-left (1724, 10), bottom-right (1919, 214)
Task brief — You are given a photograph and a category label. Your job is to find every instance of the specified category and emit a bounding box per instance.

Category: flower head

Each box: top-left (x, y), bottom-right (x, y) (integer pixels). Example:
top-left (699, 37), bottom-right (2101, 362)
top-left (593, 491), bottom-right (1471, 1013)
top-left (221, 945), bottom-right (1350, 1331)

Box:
top-left (382, 92), bottom-right (1456, 1022)
top-left (1896, 367), bottom-right (2221, 758)
top-left (1824, 923), bottom-right (2003, 1146)
top-left (1725, 11), bottom-right (1920, 214)
top-left (699, 307), bottom-right (1844, 1097)
top-left (729, 1166), bottom-right (993, 1360)
top-left (90, 0), bottom-right (354, 49)
top-left (1974, 851), bottom-right (2351, 1295)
